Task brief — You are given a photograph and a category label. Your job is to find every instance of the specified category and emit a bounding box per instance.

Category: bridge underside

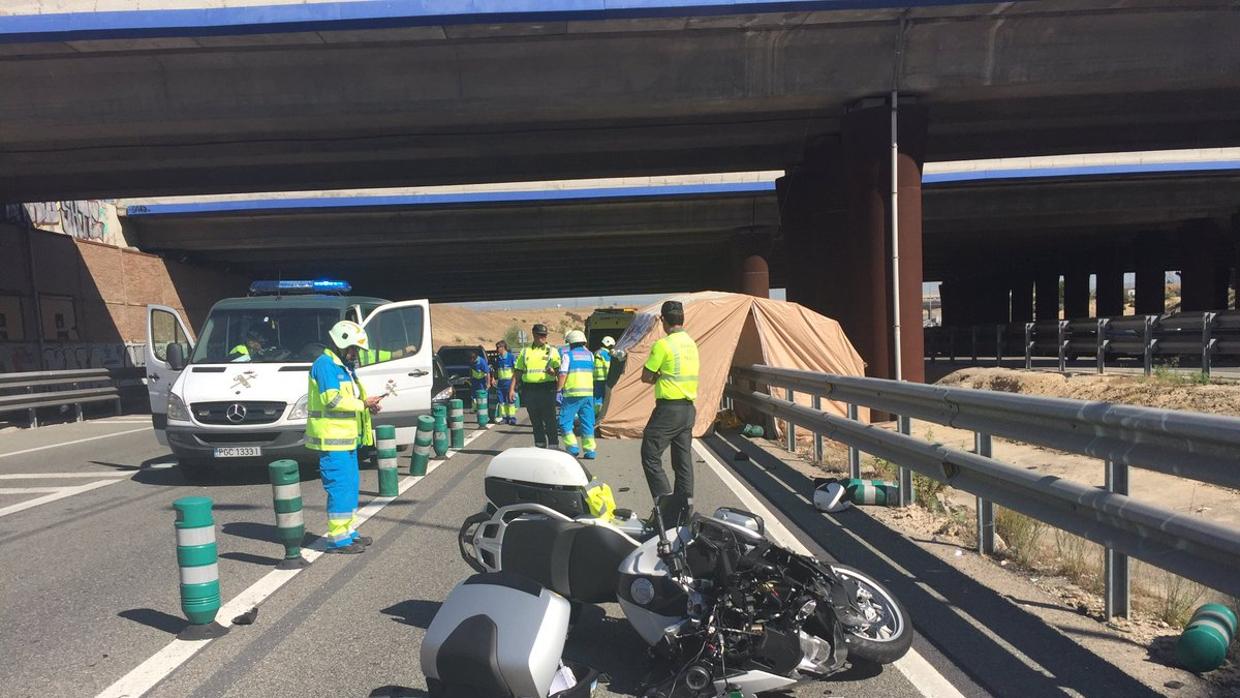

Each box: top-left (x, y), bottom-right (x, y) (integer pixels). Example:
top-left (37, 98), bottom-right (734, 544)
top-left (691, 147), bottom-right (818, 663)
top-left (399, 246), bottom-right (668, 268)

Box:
top-left (3, 2), bottom-right (1240, 201)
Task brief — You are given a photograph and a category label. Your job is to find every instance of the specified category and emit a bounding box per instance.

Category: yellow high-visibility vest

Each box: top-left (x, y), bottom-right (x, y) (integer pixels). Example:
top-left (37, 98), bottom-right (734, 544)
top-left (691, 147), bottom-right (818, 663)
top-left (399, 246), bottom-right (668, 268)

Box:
top-left (645, 330), bottom-right (699, 401)
top-left (515, 345), bottom-right (560, 384)
top-left (306, 349), bottom-right (373, 451)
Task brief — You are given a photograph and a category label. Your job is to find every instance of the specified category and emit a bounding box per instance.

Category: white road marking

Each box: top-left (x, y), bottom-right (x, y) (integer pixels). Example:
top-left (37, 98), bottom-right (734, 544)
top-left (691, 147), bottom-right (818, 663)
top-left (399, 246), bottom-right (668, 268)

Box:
top-left (0, 427), bottom-right (151, 460)
top-left (0, 479), bottom-right (126, 519)
top-left (694, 439), bottom-right (966, 698)
top-left (0, 471), bottom-right (135, 479)
top-left (96, 424), bottom-right (495, 698)
top-left (0, 487), bottom-right (65, 494)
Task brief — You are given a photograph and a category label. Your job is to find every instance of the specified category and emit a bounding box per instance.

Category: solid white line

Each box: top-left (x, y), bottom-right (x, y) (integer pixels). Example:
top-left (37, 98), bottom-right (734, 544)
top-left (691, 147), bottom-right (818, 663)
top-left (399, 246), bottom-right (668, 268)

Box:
top-left (0, 479), bottom-right (125, 519)
top-left (96, 422), bottom-right (497, 698)
top-left (0, 487), bottom-right (64, 494)
top-left (694, 440), bottom-right (966, 698)
top-left (0, 471), bottom-right (135, 480)
top-left (0, 427), bottom-right (151, 460)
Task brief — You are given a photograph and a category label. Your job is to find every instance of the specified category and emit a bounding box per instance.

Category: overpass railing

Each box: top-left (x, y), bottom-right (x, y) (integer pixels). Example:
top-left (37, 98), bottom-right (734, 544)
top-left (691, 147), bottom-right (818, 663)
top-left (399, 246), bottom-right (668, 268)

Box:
top-left (925, 309), bottom-right (1240, 377)
top-left (726, 364), bottom-right (1240, 617)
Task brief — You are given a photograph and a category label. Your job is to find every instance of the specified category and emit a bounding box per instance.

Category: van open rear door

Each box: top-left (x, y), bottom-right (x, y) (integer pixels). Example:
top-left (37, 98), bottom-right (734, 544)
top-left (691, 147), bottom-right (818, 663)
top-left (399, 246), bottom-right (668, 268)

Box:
top-left (357, 300), bottom-right (433, 439)
top-left (145, 305), bottom-right (194, 445)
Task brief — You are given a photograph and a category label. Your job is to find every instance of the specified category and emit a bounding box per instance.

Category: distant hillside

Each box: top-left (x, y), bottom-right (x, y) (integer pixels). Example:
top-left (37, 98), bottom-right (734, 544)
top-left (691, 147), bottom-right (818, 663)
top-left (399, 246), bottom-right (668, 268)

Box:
top-left (431, 305), bottom-right (594, 348)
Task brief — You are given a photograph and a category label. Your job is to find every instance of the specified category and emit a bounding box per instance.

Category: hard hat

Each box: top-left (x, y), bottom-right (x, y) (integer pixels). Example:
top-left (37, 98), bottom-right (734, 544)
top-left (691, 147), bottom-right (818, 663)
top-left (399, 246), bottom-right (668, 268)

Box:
top-left (531, 323), bottom-right (549, 336)
top-left (601, 336), bottom-right (616, 348)
top-left (565, 330), bottom-right (587, 345)
top-left (329, 320), bottom-right (369, 351)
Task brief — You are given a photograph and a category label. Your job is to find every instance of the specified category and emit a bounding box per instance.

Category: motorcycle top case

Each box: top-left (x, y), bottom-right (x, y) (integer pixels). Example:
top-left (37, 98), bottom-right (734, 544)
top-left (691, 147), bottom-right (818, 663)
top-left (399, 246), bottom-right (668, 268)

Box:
top-left (484, 447), bottom-right (614, 520)
top-left (422, 571), bottom-right (597, 698)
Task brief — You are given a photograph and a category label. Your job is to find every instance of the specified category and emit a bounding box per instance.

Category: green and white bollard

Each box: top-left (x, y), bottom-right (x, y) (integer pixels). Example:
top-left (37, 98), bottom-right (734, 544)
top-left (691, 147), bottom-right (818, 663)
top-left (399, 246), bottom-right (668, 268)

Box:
top-left (375, 424), bottom-right (399, 497)
top-left (432, 403), bottom-right (450, 458)
top-left (267, 459), bottom-right (309, 570)
top-left (1176, 603), bottom-right (1237, 673)
top-left (449, 399), bottom-right (465, 449)
top-left (411, 415), bottom-right (434, 475)
top-left (842, 478), bottom-right (900, 506)
top-left (475, 390), bottom-right (489, 427)
top-left (173, 496), bottom-right (229, 640)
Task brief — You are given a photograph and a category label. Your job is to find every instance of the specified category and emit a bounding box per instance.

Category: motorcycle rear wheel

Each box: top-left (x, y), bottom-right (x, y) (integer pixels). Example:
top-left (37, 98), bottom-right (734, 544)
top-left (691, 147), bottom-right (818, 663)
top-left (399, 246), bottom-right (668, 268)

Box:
top-left (831, 564), bottom-right (913, 665)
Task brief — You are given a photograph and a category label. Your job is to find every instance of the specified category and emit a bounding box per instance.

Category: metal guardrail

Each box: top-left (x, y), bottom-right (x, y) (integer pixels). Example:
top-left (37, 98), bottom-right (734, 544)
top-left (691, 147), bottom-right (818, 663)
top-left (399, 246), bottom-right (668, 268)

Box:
top-left (925, 309), bottom-right (1240, 377)
top-left (727, 364), bottom-right (1240, 616)
top-left (0, 367), bottom-right (142, 427)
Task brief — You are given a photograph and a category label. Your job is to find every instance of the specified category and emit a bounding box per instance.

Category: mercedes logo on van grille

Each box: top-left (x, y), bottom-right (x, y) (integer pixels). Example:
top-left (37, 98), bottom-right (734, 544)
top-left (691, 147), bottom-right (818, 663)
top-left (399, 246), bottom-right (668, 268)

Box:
top-left (225, 403), bottom-right (248, 424)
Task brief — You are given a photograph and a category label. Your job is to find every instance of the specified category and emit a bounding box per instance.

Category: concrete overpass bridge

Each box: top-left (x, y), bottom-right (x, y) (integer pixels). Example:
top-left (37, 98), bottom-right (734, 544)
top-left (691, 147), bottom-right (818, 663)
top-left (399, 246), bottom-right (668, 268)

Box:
top-left (121, 159), bottom-right (1240, 322)
top-left (4, 0), bottom-right (1240, 383)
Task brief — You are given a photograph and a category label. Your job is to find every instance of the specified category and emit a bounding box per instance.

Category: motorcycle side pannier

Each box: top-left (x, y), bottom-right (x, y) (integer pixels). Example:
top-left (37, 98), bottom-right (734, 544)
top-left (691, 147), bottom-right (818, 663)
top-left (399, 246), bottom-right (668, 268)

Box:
top-left (421, 572), bottom-right (598, 698)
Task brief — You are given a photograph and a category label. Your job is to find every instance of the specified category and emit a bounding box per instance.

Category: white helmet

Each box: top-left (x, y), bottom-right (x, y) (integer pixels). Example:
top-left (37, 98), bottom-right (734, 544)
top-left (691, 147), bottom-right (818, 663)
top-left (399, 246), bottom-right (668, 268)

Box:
top-left (565, 329), bottom-right (587, 345)
top-left (601, 336), bottom-right (616, 348)
top-left (329, 320), bottom-right (369, 351)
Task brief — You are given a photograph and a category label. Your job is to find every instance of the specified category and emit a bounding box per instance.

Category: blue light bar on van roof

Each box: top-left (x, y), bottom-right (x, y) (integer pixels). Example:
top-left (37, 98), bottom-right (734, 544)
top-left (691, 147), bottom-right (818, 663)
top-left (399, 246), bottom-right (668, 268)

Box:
top-left (248, 279), bottom-right (352, 295)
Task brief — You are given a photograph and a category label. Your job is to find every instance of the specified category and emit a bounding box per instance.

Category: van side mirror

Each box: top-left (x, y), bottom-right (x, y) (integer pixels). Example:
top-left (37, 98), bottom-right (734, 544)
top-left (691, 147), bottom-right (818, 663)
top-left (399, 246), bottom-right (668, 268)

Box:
top-left (167, 342), bottom-right (187, 371)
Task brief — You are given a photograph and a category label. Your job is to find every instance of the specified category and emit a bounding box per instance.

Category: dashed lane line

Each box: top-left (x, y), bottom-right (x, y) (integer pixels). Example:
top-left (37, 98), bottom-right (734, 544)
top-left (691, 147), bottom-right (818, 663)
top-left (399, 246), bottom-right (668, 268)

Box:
top-left (0, 427), bottom-right (151, 460)
top-left (693, 439), bottom-right (968, 698)
top-left (0, 471), bottom-right (134, 479)
top-left (95, 424), bottom-right (495, 698)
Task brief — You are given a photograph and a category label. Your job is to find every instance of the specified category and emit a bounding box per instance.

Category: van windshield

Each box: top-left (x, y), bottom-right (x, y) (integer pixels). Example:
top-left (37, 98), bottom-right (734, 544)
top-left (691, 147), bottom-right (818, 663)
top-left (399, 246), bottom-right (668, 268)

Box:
top-left (190, 307), bottom-right (341, 364)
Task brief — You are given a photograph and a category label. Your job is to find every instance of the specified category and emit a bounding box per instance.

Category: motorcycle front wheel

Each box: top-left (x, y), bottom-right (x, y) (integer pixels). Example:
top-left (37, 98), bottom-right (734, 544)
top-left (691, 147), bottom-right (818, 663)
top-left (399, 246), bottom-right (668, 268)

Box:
top-left (831, 564), bottom-right (913, 664)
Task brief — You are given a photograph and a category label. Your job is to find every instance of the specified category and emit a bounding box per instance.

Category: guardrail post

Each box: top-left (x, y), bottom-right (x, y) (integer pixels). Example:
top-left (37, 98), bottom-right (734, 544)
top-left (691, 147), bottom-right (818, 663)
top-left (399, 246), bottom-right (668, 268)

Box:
top-left (995, 324), bottom-right (1004, 367)
top-left (1143, 315), bottom-right (1155, 377)
top-left (1058, 320), bottom-right (1069, 372)
top-left (1025, 322), bottom-right (1035, 370)
top-left (811, 395), bottom-right (823, 463)
top-left (974, 432), bottom-right (995, 555)
top-left (784, 388), bottom-right (796, 452)
top-left (1096, 318), bottom-right (1110, 374)
top-left (1104, 459), bottom-right (1131, 619)
top-left (1202, 312), bottom-right (1217, 379)
top-left (847, 403), bottom-right (860, 479)
top-left (897, 415), bottom-right (913, 507)
top-left (970, 326), bottom-right (979, 363)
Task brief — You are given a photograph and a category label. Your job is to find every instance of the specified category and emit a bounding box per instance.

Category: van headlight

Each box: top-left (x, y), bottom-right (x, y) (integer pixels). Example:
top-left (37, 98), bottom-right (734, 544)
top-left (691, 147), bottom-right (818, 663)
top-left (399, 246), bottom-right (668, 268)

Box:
top-left (288, 394), bottom-right (309, 421)
top-left (167, 394), bottom-right (190, 422)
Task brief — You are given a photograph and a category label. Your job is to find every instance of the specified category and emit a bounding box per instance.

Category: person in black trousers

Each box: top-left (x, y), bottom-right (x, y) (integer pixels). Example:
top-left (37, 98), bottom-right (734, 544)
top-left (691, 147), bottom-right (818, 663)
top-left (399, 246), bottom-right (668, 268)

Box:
top-left (508, 323), bottom-right (562, 449)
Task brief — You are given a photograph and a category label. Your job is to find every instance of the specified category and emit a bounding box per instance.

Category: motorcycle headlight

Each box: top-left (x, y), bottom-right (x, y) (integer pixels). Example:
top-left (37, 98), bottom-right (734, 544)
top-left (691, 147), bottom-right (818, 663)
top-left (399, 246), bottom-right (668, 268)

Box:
top-left (630, 577), bottom-right (656, 606)
top-left (288, 393), bottom-right (309, 421)
top-left (167, 394), bottom-right (190, 422)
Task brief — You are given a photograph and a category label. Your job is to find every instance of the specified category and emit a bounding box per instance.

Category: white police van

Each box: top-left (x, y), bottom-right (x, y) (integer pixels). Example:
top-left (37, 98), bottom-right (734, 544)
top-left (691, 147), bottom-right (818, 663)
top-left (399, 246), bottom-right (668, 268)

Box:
top-left (145, 280), bottom-right (451, 472)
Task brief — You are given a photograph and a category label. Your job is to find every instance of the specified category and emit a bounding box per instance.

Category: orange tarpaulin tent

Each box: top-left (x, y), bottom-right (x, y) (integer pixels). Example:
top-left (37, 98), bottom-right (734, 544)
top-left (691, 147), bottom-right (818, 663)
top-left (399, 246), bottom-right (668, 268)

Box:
top-left (598, 292), bottom-right (867, 438)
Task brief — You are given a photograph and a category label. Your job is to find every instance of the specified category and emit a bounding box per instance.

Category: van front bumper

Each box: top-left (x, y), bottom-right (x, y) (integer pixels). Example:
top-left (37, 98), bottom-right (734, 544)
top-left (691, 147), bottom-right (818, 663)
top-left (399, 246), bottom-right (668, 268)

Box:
top-left (166, 424), bottom-right (312, 462)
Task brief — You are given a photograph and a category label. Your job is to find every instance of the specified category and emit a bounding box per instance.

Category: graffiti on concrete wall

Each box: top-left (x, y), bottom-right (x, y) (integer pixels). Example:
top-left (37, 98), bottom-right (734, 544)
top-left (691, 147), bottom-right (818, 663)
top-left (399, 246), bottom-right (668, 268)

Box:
top-left (22, 201), bottom-right (119, 244)
top-left (0, 342), bottom-right (144, 373)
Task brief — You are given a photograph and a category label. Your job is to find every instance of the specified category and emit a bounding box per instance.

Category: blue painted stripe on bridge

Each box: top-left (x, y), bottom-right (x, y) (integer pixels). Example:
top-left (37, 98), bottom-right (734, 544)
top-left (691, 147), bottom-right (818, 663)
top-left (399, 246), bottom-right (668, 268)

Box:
top-left (124, 159), bottom-right (1240, 217)
top-left (0, 1), bottom-right (1006, 43)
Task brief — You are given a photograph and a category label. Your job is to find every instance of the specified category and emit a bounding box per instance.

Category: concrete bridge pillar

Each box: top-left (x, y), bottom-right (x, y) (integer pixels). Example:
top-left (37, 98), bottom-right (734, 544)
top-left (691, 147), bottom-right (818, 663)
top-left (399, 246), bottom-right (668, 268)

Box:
top-left (840, 99), bottom-right (928, 382)
top-left (1095, 263), bottom-right (1124, 318)
top-left (1180, 221), bottom-right (1230, 312)
top-left (1134, 239), bottom-right (1165, 315)
top-left (1035, 272), bottom-right (1061, 322)
top-left (736, 254), bottom-right (770, 298)
top-left (1063, 269), bottom-right (1090, 320)
top-left (778, 99), bottom-right (927, 383)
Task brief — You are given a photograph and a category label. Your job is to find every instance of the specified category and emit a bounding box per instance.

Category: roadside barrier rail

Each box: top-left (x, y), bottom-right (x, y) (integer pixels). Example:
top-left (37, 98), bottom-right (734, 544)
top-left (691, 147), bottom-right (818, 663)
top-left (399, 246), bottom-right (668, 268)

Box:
top-left (727, 364), bottom-right (1240, 616)
top-left (925, 308), bottom-right (1240, 377)
top-left (0, 367), bottom-right (142, 426)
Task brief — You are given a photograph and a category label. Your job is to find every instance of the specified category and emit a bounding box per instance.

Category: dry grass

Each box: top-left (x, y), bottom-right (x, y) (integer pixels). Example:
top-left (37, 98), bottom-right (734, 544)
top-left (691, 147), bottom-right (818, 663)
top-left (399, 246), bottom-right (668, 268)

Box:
top-left (995, 507), bottom-right (1047, 569)
top-left (1141, 566), bottom-right (1207, 628)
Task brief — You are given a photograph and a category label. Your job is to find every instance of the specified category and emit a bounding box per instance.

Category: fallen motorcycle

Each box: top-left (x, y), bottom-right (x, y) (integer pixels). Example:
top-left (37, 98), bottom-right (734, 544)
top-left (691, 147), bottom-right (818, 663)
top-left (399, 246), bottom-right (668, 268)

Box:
top-left (455, 448), bottom-right (912, 697)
